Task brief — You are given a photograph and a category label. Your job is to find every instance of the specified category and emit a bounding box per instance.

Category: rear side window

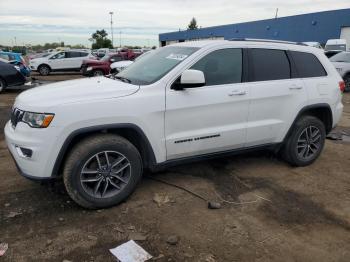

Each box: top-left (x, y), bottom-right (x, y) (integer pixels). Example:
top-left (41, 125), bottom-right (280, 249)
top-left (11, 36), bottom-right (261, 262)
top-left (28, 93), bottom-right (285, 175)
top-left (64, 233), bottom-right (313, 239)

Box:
top-left (290, 51), bottom-right (327, 78)
top-left (190, 48), bottom-right (242, 86)
top-left (249, 49), bottom-right (291, 82)
top-left (66, 52), bottom-right (81, 58)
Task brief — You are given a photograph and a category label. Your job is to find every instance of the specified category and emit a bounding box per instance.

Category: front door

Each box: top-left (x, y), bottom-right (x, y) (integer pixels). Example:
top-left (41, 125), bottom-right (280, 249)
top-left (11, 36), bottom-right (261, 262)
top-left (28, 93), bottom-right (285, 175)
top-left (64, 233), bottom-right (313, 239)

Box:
top-left (165, 48), bottom-right (250, 160)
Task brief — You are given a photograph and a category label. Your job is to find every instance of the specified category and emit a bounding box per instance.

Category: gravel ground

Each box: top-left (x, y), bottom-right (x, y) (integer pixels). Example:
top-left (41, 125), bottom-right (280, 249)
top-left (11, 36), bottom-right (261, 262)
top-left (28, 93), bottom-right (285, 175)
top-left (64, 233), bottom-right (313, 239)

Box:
top-left (0, 78), bottom-right (350, 261)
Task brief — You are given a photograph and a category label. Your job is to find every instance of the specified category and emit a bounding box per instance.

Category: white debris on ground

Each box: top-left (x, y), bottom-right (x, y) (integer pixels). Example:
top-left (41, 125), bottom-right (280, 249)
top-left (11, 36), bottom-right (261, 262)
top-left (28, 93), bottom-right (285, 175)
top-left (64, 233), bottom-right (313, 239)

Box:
top-left (110, 240), bottom-right (152, 262)
top-left (0, 243), bottom-right (8, 256)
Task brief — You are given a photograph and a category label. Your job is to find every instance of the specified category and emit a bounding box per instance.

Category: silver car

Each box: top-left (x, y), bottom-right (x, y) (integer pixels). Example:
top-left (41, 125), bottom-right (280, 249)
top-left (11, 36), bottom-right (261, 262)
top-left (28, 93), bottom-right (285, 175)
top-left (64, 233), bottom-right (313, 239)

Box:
top-left (330, 52), bottom-right (350, 91)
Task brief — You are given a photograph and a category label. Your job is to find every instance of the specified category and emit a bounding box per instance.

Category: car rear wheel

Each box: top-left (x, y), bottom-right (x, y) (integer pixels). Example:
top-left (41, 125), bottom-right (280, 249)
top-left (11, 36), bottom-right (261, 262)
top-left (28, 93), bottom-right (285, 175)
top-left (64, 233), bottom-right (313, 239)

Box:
top-left (38, 65), bottom-right (50, 76)
top-left (0, 78), bottom-right (6, 93)
top-left (92, 70), bottom-right (104, 77)
top-left (281, 116), bottom-right (326, 167)
top-left (63, 134), bottom-right (143, 209)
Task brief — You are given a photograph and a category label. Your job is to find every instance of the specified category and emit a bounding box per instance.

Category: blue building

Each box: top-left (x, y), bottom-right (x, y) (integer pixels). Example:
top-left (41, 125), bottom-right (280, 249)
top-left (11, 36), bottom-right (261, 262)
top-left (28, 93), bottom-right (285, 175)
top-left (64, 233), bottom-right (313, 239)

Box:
top-left (159, 8), bottom-right (350, 47)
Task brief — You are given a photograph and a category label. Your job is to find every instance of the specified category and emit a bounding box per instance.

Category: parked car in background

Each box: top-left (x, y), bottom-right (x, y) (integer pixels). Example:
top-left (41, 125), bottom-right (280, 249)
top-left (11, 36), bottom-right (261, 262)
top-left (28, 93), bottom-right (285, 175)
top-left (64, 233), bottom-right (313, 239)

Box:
top-left (28, 52), bottom-right (51, 60)
top-left (96, 48), bottom-right (117, 58)
top-left (330, 51), bottom-right (350, 91)
top-left (325, 50), bottom-right (342, 58)
top-left (110, 60), bottom-right (134, 74)
top-left (110, 51), bottom-right (153, 73)
top-left (29, 50), bottom-right (95, 75)
top-left (0, 51), bottom-right (31, 77)
top-left (81, 53), bottom-right (124, 76)
top-left (0, 61), bottom-right (26, 93)
top-left (325, 39), bottom-right (347, 52)
top-left (303, 42), bottom-right (323, 49)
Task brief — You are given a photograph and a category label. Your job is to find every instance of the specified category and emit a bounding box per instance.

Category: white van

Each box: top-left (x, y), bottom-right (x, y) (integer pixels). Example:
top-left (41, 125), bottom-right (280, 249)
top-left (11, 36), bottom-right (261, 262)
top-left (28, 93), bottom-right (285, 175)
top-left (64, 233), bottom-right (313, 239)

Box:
top-left (325, 39), bottom-right (347, 52)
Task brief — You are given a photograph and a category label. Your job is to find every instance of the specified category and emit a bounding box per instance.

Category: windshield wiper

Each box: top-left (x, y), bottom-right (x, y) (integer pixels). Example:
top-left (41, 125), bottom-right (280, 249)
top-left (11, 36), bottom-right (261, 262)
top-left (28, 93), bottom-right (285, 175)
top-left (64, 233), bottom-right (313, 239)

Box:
top-left (114, 75), bottom-right (132, 83)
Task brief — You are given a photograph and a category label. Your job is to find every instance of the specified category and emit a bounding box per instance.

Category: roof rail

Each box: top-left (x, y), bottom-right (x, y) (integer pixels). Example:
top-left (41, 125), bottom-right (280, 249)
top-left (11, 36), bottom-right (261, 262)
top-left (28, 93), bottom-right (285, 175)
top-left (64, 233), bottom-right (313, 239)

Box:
top-left (229, 38), bottom-right (307, 46)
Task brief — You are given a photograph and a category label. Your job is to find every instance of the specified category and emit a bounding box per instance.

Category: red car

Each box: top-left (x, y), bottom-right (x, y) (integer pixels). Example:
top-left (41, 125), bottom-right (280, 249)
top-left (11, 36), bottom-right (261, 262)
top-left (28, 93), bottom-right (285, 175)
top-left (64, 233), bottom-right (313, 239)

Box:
top-left (81, 53), bottom-right (125, 76)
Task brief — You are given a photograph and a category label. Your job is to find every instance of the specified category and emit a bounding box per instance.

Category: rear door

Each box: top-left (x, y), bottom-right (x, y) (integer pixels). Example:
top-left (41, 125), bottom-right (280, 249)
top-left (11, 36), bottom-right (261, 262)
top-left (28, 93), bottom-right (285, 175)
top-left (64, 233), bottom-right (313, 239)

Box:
top-left (65, 52), bottom-right (84, 69)
top-left (246, 48), bottom-right (307, 146)
top-left (290, 51), bottom-right (336, 107)
top-left (165, 48), bottom-right (250, 160)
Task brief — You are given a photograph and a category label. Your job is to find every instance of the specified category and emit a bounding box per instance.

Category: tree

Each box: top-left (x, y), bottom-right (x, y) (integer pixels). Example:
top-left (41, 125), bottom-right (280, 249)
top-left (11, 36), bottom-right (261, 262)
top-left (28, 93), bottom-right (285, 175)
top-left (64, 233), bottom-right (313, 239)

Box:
top-left (91, 29), bottom-right (113, 49)
top-left (188, 17), bottom-right (198, 30)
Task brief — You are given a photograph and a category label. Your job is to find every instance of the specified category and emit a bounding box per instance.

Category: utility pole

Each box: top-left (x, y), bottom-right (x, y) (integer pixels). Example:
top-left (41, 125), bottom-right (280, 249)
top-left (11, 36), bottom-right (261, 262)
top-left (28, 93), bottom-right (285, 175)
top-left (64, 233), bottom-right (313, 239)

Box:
top-left (109, 11), bottom-right (114, 47)
top-left (275, 8), bottom-right (279, 19)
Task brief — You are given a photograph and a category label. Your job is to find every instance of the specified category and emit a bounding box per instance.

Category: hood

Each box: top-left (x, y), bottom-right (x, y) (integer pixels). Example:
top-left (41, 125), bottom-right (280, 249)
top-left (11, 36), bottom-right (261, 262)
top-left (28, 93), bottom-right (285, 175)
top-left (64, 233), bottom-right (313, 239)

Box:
top-left (15, 77), bottom-right (139, 109)
top-left (30, 57), bottom-right (46, 63)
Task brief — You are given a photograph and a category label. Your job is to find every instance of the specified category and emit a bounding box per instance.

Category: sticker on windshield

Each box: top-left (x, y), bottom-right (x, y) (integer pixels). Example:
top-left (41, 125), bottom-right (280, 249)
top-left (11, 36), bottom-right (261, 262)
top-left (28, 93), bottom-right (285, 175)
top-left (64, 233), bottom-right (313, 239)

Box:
top-left (166, 54), bottom-right (188, 61)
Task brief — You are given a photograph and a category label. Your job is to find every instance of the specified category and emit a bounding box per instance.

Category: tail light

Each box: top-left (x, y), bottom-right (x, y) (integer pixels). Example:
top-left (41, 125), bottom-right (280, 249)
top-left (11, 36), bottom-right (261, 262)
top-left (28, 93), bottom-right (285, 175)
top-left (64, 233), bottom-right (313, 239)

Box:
top-left (339, 81), bottom-right (345, 92)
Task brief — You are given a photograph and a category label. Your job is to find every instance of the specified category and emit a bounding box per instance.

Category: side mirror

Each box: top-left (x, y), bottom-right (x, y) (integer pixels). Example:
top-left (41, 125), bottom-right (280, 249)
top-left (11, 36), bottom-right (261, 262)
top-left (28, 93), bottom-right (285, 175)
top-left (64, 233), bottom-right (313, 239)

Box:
top-left (172, 69), bottom-right (205, 90)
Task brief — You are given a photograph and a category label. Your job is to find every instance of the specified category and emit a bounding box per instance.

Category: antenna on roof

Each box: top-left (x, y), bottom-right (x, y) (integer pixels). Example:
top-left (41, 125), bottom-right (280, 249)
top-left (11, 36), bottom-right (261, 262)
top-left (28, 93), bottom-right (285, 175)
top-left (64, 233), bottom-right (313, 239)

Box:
top-left (275, 8), bottom-right (279, 19)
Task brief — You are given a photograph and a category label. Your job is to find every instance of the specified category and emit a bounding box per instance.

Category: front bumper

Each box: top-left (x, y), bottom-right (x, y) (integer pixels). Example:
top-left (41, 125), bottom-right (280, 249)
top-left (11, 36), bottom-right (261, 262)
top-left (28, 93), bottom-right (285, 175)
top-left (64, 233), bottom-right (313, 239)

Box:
top-left (4, 121), bottom-right (59, 180)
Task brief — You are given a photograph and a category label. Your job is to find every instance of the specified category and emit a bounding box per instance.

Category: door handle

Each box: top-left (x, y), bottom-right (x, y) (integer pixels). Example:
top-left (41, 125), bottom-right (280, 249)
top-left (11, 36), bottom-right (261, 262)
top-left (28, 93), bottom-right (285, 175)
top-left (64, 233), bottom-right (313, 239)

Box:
top-left (228, 90), bottom-right (247, 96)
top-left (289, 85), bottom-right (303, 90)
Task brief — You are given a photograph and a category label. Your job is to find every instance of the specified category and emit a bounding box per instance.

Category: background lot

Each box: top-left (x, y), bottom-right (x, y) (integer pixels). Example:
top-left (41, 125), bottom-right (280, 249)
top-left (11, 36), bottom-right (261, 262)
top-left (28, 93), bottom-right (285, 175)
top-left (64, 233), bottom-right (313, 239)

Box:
top-left (0, 75), bottom-right (350, 261)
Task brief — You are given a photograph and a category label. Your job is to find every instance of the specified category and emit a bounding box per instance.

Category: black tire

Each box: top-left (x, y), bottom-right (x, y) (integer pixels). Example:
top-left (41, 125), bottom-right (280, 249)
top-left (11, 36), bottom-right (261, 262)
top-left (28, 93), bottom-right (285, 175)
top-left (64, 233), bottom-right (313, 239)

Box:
top-left (344, 75), bottom-right (350, 92)
top-left (92, 70), bottom-right (104, 77)
top-left (281, 116), bottom-right (326, 167)
top-left (0, 78), bottom-right (6, 93)
top-left (38, 65), bottom-right (50, 76)
top-left (63, 134), bottom-right (143, 209)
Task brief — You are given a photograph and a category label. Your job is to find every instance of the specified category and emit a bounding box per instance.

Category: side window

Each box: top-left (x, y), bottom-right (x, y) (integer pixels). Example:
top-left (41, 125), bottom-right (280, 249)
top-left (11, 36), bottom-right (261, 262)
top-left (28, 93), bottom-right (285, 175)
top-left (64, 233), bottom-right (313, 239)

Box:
top-left (290, 51), bottom-right (327, 78)
top-left (0, 54), bottom-right (9, 61)
top-left (66, 52), bottom-right (80, 58)
top-left (51, 52), bottom-right (65, 59)
top-left (80, 52), bottom-right (88, 57)
top-left (111, 56), bottom-right (122, 62)
top-left (249, 49), bottom-right (291, 82)
top-left (190, 48), bottom-right (242, 86)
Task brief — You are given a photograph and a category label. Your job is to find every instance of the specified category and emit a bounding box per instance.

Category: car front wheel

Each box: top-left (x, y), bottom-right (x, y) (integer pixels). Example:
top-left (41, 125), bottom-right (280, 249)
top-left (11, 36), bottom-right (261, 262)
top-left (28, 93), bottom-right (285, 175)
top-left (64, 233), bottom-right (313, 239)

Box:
top-left (63, 134), bottom-right (143, 209)
top-left (281, 116), bottom-right (326, 167)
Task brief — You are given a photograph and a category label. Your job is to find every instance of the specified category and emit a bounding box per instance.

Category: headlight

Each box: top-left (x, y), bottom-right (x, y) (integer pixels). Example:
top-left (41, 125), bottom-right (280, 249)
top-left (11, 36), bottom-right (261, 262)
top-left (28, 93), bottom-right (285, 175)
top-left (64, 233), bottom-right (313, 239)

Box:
top-left (87, 67), bottom-right (93, 71)
top-left (22, 112), bottom-right (55, 128)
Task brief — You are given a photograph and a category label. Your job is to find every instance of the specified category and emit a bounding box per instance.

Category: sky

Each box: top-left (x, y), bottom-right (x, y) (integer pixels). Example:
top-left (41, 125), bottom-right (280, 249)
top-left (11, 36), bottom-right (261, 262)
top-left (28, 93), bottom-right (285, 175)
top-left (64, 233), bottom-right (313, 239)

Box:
top-left (0, 0), bottom-right (349, 47)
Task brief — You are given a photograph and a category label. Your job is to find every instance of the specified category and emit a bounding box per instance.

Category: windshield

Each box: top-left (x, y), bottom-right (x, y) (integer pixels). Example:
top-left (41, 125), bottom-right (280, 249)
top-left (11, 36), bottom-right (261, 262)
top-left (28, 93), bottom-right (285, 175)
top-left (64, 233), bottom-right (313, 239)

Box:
top-left (116, 46), bottom-right (199, 85)
top-left (330, 52), bottom-right (350, 63)
top-left (325, 44), bottom-right (346, 51)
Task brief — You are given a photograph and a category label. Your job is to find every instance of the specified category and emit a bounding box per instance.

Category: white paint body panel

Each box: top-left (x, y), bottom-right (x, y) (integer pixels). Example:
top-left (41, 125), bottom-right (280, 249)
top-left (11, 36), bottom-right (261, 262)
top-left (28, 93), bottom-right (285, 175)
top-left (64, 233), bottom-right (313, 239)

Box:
top-left (5, 40), bottom-right (344, 178)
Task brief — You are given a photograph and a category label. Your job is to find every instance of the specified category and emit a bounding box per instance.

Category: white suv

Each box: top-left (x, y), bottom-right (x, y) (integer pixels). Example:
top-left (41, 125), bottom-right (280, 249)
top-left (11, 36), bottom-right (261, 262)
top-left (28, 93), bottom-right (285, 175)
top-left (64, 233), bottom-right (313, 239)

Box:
top-left (5, 40), bottom-right (344, 208)
top-left (29, 50), bottom-right (94, 75)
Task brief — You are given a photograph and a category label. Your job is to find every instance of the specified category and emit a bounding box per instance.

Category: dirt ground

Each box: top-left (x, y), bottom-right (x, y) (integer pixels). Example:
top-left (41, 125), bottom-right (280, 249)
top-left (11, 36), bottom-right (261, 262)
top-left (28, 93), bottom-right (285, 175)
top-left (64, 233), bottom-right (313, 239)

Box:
top-left (1, 75), bottom-right (350, 261)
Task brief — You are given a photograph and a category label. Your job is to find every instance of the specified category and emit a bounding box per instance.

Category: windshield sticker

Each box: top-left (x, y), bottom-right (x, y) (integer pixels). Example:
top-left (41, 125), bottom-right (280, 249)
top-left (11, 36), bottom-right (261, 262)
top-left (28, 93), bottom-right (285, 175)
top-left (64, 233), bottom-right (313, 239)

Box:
top-left (166, 54), bottom-right (188, 61)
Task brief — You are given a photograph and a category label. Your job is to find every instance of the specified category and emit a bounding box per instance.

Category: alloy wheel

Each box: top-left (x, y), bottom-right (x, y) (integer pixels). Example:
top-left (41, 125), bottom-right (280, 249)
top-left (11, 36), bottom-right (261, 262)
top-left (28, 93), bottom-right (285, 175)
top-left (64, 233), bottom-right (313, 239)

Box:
top-left (80, 151), bottom-right (131, 198)
top-left (296, 125), bottom-right (322, 160)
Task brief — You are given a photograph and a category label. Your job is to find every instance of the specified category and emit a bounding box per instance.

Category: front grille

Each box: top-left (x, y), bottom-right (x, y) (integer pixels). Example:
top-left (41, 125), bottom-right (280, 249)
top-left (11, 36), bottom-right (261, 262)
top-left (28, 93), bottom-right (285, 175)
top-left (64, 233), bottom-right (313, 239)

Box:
top-left (10, 108), bottom-right (24, 128)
